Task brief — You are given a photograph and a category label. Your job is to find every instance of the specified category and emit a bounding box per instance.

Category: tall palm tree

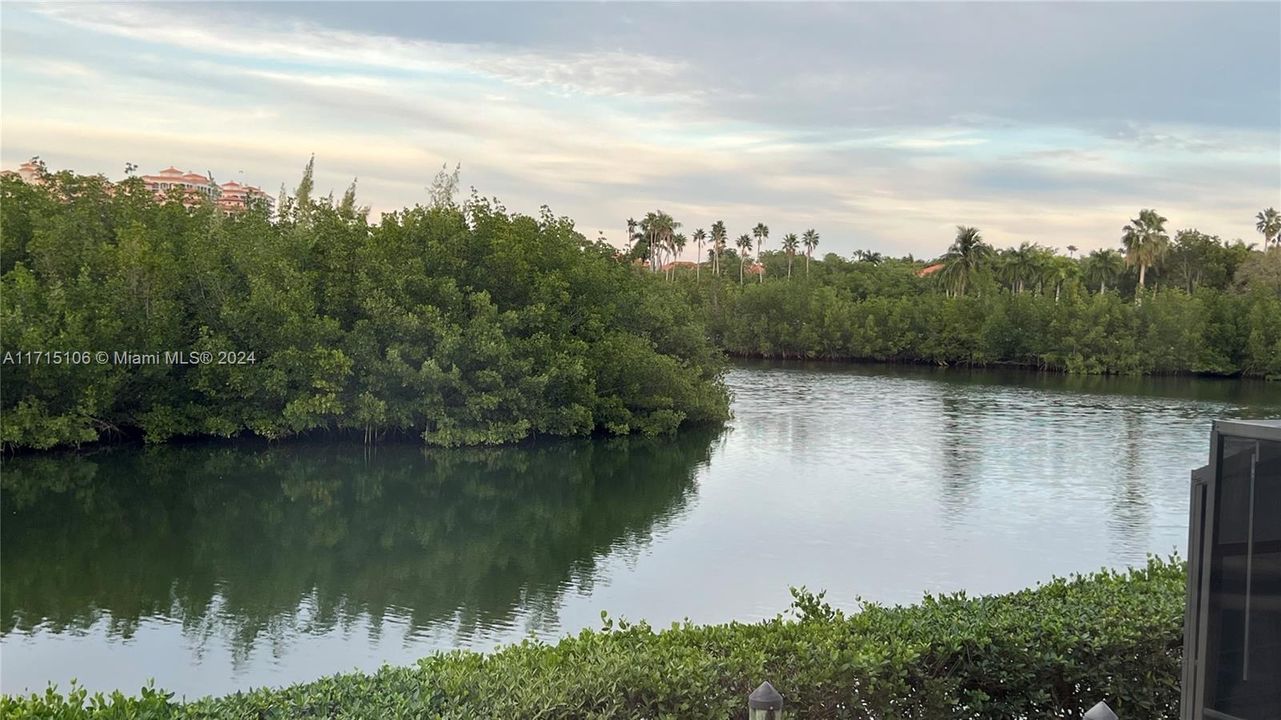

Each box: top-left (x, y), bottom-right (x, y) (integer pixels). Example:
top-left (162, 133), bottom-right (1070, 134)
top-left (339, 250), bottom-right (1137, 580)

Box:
top-left (1121, 209), bottom-right (1169, 289)
top-left (662, 212), bottom-right (681, 272)
top-left (642, 210), bottom-right (682, 275)
top-left (992, 249), bottom-right (1015, 292)
top-left (752, 222), bottom-right (769, 283)
top-left (940, 226), bottom-right (992, 297)
top-left (1082, 249), bottom-right (1125, 294)
top-left (781, 233), bottom-right (799, 279)
top-left (1066, 244), bottom-right (1078, 258)
top-left (626, 217), bottom-right (639, 253)
top-left (1003, 242), bottom-right (1043, 294)
top-left (638, 212), bottom-right (658, 268)
top-left (736, 233), bottom-right (753, 285)
top-left (801, 229), bottom-right (819, 277)
top-left (1256, 207), bottom-right (1281, 248)
top-left (1032, 245), bottom-right (1060, 295)
top-left (711, 220), bottom-right (727, 277)
top-left (1044, 254), bottom-right (1080, 302)
top-left (669, 232), bottom-right (687, 280)
top-left (692, 228), bottom-right (707, 280)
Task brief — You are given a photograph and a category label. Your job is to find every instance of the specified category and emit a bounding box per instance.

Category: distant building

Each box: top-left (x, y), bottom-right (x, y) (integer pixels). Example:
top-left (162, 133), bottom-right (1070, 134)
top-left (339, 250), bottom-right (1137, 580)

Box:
top-left (217, 180), bottom-right (275, 214)
top-left (5, 159), bottom-right (274, 216)
top-left (917, 263), bottom-right (945, 277)
top-left (1, 160), bottom-right (48, 185)
top-left (137, 167), bottom-right (274, 214)
top-left (15, 160), bottom-right (44, 184)
top-left (661, 261), bottom-right (700, 272)
top-left (140, 166), bottom-right (220, 205)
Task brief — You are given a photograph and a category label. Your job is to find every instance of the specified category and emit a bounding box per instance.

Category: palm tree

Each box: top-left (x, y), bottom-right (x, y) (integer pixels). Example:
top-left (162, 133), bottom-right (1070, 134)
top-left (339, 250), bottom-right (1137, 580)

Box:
top-left (736, 233), bottom-right (753, 285)
top-left (1003, 242), bottom-right (1043, 294)
top-left (669, 232), bottom-right (687, 280)
top-left (1121, 209), bottom-right (1169, 289)
top-left (640, 210), bottom-right (681, 274)
top-left (853, 249), bottom-right (883, 265)
top-left (940, 226), bottom-right (992, 297)
top-left (626, 217), bottom-right (639, 253)
top-left (692, 228), bottom-right (707, 280)
top-left (781, 233), bottom-right (799, 279)
top-left (1044, 254), bottom-right (1080, 302)
top-left (801, 229), bottom-right (819, 277)
top-left (638, 212), bottom-right (658, 267)
top-left (1032, 246), bottom-right (1061, 295)
top-left (711, 220), bottom-right (727, 277)
top-left (752, 222), bottom-right (769, 283)
top-left (1256, 208), bottom-right (1281, 248)
top-left (1066, 244), bottom-right (1078, 258)
top-left (1082, 249), bottom-right (1125, 294)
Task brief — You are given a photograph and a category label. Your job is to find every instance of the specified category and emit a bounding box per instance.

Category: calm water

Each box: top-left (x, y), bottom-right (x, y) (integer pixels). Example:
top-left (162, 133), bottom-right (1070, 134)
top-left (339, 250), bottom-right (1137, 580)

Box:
top-left (3, 363), bottom-right (1279, 698)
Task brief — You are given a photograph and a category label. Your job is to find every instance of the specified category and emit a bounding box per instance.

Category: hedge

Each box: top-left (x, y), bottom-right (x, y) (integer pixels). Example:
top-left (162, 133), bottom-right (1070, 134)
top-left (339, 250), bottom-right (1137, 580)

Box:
top-left (1, 557), bottom-right (1185, 719)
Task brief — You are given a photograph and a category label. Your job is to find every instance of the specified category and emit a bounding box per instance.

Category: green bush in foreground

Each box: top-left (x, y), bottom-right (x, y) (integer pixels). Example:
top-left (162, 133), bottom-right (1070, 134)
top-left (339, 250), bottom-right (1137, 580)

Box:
top-left (2, 558), bottom-right (1185, 719)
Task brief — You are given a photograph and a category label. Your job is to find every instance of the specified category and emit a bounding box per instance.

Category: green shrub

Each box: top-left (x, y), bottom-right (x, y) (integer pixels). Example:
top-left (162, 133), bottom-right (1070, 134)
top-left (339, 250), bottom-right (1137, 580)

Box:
top-left (2, 557), bottom-right (1186, 719)
top-left (0, 173), bottom-right (730, 451)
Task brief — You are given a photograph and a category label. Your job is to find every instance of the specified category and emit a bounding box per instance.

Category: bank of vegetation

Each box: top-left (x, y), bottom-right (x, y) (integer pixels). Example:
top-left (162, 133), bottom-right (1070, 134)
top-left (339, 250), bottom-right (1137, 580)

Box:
top-left (3, 158), bottom-right (1278, 452)
top-left (0, 163), bottom-right (729, 451)
top-left (2, 557), bottom-right (1185, 719)
top-left (626, 209), bottom-right (1281, 378)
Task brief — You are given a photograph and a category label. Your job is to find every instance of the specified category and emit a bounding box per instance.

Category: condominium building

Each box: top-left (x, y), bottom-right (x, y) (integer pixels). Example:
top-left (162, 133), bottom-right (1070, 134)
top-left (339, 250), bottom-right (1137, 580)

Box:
top-left (1, 160), bottom-right (48, 185)
top-left (14, 160), bottom-right (44, 184)
top-left (7, 159), bottom-right (273, 215)
top-left (139, 166), bottom-right (274, 214)
top-left (216, 180), bottom-right (275, 214)
top-left (140, 166), bottom-right (220, 203)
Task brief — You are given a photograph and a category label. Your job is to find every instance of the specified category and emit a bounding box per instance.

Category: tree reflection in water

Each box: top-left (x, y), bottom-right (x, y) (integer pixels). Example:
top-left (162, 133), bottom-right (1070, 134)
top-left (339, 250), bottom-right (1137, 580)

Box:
top-left (1, 428), bottom-right (720, 665)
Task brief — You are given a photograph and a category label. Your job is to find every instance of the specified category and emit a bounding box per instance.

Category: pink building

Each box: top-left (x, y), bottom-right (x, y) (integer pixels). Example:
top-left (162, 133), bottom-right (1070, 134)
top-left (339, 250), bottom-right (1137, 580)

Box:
top-left (7, 159), bottom-right (274, 215)
top-left (1, 160), bottom-right (48, 185)
top-left (139, 167), bottom-right (273, 214)
top-left (140, 166), bottom-right (220, 205)
top-left (217, 180), bottom-right (274, 214)
top-left (15, 160), bottom-right (44, 184)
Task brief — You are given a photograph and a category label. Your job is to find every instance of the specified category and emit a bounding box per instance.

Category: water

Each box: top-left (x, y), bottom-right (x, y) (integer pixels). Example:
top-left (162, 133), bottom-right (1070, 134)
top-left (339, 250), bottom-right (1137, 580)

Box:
top-left (2, 362), bottom-right (1278, 698)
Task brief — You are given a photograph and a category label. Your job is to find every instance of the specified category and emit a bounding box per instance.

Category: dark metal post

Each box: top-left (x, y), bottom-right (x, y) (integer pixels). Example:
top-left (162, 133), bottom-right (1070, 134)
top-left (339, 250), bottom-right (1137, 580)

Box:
top-left (749, 681), bottom-right (783, 719)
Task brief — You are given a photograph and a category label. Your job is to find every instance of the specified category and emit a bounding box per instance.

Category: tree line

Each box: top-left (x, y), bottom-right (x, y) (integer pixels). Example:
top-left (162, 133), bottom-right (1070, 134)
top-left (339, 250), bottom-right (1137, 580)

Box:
top-left (623, 213), bottom-right (821, 283)
top-left (2, 157), bottom-right (1277, 451)
top-left (0, 161), bottom-right (730, 451)
top-left (623, 207), bottom-right (1281, 378)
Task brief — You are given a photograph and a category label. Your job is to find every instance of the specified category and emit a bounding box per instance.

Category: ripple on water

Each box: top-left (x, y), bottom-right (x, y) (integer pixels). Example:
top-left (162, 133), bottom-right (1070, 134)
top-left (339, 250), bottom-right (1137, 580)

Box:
top-left (2, 362), bottom-right (1279, 696)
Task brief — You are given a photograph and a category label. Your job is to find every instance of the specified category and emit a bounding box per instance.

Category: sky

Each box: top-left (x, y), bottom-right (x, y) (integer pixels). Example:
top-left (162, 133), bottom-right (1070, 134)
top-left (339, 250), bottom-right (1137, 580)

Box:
top-left (2, 1), bottom-right (1278, 259)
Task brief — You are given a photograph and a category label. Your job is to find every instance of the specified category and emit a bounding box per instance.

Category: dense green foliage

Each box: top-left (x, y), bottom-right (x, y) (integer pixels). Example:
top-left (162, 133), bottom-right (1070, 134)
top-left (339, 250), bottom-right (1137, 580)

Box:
top-left (618, 204), bottom-right (1280, 376)
top-left (0, 170), bottom-right (729, 450)
top-left (4, 164), bottom-right (1277, 450)
top-left (679, 228), bottom-right (1281, 378)
top-left (696, 273), bottom-right (1281, 377)
top-left (2, 557), bottom-right (1185, 719)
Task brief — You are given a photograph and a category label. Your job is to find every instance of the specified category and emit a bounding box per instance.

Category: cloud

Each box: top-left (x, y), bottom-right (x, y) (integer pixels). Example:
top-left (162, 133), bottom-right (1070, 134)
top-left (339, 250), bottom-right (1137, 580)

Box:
top-left (1, 2), bottom-right (1276, 259)
top-left (30, 3), bottom-right (697, 102)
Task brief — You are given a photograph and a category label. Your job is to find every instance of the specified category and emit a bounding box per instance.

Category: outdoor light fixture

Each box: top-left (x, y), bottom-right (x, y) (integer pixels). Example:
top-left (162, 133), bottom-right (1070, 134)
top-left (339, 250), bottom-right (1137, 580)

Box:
top-left (747, 681), bottom-right (783, 719)
top-left (1084, 701), bottom-right (1119, 720)
top-left (1182, 420), bottom-right (1281, 720)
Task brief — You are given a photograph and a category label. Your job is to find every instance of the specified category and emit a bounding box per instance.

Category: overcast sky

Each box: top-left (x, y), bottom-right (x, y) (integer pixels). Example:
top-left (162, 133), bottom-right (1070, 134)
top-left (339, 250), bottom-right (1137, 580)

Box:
top-left (2, 2), bottom-right (1277, 258)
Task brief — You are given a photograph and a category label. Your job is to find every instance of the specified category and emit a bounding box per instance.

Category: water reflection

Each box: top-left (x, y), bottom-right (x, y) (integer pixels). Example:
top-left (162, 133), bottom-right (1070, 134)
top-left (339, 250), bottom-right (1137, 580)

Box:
top-left (1, 429), bottom-right (718, 667)
top-left (938, 387), bottom-right (982, 519)
top-left (1109, 409), bottom-right (1153, 563)
top-left (4, 362), bottom-right (1280, 697)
